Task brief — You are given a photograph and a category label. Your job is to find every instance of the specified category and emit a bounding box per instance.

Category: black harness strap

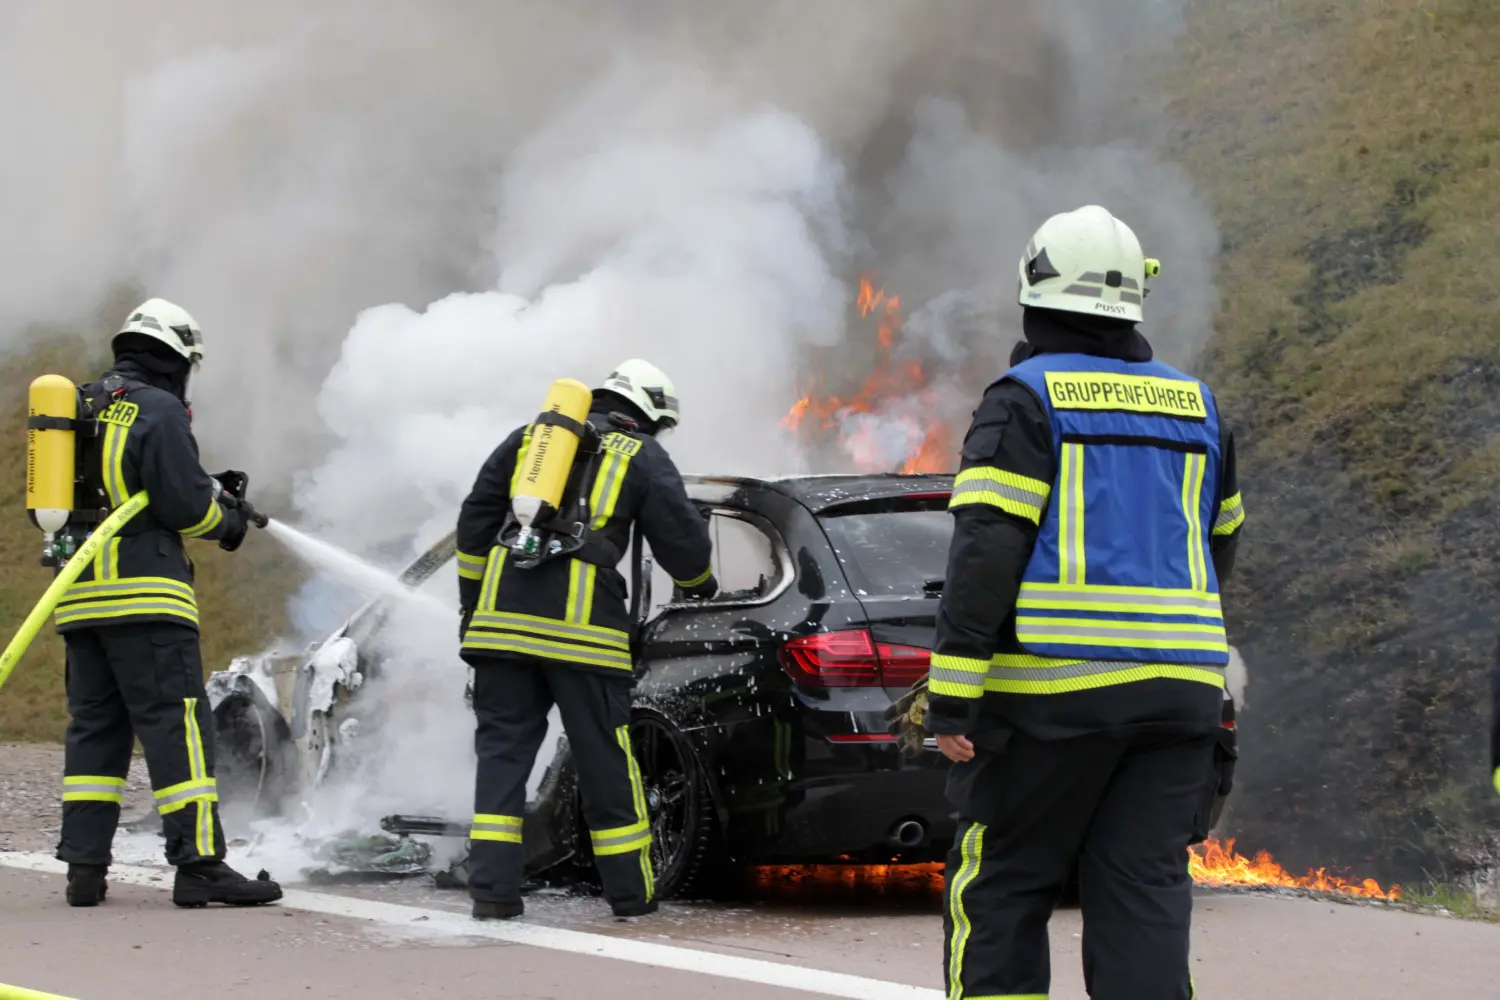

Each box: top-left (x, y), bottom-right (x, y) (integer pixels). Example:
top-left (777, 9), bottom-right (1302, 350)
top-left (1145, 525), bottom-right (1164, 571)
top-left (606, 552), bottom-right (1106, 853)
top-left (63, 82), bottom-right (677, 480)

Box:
top-left (533, 410), bottom-right (592, 439)
top-left (26, 415), bottom-right (79, 431)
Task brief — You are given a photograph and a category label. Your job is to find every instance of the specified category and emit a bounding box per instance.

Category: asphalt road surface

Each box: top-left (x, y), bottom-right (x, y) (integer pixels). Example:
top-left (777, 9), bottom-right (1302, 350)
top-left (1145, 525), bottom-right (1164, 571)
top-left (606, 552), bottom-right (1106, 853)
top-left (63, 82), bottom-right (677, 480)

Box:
top-left (2, 852), bottom-right (1497, 1000)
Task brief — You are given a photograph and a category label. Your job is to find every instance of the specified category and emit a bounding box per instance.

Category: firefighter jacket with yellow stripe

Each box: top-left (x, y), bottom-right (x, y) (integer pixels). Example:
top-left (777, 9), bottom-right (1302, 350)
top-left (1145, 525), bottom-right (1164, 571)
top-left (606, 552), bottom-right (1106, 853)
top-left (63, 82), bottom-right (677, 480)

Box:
top-left (927, 328), bottom-right (1244, 741)
top-left (456, 411), bottom-right (716, 676)
top-left (53, 366), bottom-right (241, 634)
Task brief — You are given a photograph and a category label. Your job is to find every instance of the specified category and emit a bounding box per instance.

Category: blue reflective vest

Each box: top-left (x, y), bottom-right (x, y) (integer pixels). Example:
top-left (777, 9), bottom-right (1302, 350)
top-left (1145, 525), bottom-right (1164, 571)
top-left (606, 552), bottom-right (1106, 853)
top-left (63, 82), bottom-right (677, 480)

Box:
top-left (1003, 353), bottom-right (1230, 668)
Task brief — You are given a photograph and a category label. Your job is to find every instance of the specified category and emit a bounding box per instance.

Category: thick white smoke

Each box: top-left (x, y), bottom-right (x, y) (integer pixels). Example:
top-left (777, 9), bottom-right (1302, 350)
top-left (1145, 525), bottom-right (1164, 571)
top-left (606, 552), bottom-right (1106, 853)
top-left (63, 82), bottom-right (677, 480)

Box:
top-left (296, 75), bottom-right (848, 554)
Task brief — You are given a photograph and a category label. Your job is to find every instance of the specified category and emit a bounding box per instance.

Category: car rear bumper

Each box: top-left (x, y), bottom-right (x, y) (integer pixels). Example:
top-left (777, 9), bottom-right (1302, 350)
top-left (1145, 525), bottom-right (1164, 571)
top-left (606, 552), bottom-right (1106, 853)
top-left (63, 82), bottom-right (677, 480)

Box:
top-left (725, 737), bottom-right (957, 862)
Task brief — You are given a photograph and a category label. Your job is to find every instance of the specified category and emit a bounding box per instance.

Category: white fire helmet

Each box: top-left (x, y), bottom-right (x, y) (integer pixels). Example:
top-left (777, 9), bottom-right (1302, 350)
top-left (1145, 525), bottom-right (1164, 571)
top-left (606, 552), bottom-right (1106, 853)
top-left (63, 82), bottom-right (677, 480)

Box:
top-left (115, 298), bottom-right (205, 365)
top-left (597, 359), bottom-right (680, 431)
top-left (1016, 205), bottom-right (1158, 324)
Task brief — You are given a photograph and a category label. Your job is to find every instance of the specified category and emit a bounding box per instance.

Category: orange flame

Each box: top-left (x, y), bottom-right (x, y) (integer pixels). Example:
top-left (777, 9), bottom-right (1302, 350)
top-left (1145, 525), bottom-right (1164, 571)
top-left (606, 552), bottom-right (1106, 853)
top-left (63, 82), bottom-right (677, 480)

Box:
top-left (783, 273), bottom-right (950, 474)
top-left (1188, 837), bottom-right (1401, 900)
top-left (750, 838), bottom-right (1400, 902)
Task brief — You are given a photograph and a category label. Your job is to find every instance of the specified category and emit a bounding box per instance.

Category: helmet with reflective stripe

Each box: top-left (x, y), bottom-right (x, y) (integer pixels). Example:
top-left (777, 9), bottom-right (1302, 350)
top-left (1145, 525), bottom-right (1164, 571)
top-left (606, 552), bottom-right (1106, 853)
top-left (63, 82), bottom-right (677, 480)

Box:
top-left (114, 298), bottom-right (204, 365)
top-left (596, 359), bottom-right (680, 430)
top-left (1016, 205), bottom-right (1154, 324)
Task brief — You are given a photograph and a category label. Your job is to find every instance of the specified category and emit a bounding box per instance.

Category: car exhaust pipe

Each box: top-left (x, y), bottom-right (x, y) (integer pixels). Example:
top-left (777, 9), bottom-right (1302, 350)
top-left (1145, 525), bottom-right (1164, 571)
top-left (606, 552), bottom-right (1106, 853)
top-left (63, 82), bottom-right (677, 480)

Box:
top-left (888, 818), bottom-right (926, 848)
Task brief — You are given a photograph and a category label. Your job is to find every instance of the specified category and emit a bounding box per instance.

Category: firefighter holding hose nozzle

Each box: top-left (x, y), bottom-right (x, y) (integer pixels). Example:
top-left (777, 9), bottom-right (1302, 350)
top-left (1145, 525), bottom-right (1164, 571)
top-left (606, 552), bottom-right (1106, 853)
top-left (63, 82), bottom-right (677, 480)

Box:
top-left (457, 359), bottom-right (716, 921)
top-left (891, 206), bottom-right (1244, 999)
top-left (44, 299), bottom-right (282, 908)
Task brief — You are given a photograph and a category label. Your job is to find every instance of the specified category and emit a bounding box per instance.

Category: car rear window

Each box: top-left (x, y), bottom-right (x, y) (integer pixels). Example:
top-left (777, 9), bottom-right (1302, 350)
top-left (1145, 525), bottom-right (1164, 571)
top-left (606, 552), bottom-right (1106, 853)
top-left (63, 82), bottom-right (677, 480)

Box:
top-left (819, 504), bottom-right (953, 596)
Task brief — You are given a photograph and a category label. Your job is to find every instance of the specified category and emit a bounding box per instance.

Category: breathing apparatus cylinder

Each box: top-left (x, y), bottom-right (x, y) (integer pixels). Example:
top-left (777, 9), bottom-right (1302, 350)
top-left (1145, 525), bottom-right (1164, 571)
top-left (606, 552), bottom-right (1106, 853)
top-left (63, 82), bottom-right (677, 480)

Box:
top-left (25, 375), bottom-right (77, 539)
top-left (509, 377), bottom-right (593, 559)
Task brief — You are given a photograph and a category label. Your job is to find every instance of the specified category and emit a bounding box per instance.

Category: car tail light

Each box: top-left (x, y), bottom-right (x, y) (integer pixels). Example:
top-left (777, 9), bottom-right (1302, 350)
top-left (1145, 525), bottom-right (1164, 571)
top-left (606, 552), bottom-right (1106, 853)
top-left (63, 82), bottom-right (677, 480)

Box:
top-left (780, 629), bottom-right (931, 688)
top-left (877, 642), bottom-right (932, 687)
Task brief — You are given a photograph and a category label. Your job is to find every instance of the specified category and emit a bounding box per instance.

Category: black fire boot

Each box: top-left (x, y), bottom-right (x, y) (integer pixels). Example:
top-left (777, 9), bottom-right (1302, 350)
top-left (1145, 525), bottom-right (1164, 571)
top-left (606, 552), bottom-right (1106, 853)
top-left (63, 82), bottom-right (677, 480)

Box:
top-left (611, 898), bottom-right (659, 919)
top-left (65, 864), bottom-right (109, 907)
top-left (472, 899), bottom-right (525, 920)
top-left (172, 862), bottom-right (283, 908)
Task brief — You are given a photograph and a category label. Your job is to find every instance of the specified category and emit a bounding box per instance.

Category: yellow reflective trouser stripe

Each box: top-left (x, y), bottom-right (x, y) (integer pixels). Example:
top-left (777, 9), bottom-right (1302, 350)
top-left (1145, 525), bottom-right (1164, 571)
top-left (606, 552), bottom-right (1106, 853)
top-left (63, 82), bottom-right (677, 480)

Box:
top-left (588, 450), bottom-right (633, 529)
top-left (153, 698), bottom-right (217, 857)
top-left (949, 465), bottom-right (1052, 525)
top-left (180, 500), bottom-right (224, 539)
top-left (62, 775), bottom-right (126, 804)
top-left (567, 559), bottom-right (597, 625)
top-left (590, 819), bottom-right (651, 855)
top-left (469, 611), bottom-right (630, 649)
top-left (1017, 582), bottom-right (1222, 618)
top-left (614, 725), bottom-right (655, 901)
top-left (154, 778), bottom-right (218, 813)
top-left (470, 813), bottom-right (523, 843)
top-left (462, 633), bottom-right (635, 671)
top-left (457, 549), bottom-right (487, 581)
top-left (984, 654), bottom-right (1226, 695)
top-left (1213, 490), bottom-right (1244, 536)
top-left (672, 565), bottom-right (713, 588)
top-left (945, 822), bottom-right (986, 999)
top-left (102, 421), bottom-right (130, 507)
top-left (1057, 442), bottom-right (1085, 584)
top-left (1182, 452), bottom-right (1208, 592)
top-left (928, 654), bottom-right (989, 699)
top-left (478, 546), bottom-right (506, 610)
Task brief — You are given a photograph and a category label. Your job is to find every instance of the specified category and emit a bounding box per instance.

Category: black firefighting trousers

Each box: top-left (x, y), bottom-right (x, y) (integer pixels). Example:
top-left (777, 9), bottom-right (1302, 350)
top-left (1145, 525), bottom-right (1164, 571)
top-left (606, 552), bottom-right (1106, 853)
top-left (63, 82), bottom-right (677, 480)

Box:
top-left (56, 624), bottom-right (225, 867)
top-left (942, 727), bottom-right (1218, 1000)
top-left (468, 656), bottom-right (654, 909)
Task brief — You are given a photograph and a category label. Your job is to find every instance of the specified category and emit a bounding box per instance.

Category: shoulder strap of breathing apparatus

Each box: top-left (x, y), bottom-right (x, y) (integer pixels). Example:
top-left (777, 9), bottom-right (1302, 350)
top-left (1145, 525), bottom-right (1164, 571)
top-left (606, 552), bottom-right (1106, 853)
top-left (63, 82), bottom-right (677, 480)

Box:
top-left (69, 373), bottom-right (150, 527)
top-left (497, 412), bottom-right (639, 571)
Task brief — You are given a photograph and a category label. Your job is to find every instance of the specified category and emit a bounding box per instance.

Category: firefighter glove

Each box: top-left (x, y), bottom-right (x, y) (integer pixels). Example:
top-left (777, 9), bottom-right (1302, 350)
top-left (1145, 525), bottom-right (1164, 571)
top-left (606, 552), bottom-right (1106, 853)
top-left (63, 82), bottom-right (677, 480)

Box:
top-left (217, 506), bottom-right (249, 552)
top-left (884, 676), bottom-right (931, 759)
top-left (211, 470), bottom-right (250, 501)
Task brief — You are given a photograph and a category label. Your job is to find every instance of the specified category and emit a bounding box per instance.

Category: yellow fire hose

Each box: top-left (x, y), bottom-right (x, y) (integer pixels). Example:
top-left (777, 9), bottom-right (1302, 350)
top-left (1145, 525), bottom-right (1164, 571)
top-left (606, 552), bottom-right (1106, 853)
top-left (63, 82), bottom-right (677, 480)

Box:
top-left (0, 982), bottom-right (82, 1000)
top-left (0, 491), bottom-right (149, 694)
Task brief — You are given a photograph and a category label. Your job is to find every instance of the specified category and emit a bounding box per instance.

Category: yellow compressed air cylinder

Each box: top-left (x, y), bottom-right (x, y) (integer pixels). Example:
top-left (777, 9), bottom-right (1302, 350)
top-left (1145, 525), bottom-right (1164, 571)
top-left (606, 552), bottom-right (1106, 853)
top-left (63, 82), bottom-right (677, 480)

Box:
top-left (511, 377), bottom-right (594, 530)
top-left (26, 375), bottom-right (77, 535)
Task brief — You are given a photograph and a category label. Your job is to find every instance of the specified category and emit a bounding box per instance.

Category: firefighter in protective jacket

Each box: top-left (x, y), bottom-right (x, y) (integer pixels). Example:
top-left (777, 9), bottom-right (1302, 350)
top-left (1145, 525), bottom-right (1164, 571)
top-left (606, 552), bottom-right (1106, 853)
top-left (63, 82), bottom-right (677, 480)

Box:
top-left (926, 207), bottom-right (1244, 1000)
top-left (56, 299), bottom-right (282, 909)
top-left (457, 358), bottom-right (716, 920)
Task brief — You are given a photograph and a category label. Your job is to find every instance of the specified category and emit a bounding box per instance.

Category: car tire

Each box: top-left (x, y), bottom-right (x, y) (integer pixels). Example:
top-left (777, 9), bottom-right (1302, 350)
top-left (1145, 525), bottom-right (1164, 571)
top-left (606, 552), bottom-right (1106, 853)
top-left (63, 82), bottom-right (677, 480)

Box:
top-left (630, 710), bottom-right (730, 900)
top-left (212, 685), bottom-right (297, 819)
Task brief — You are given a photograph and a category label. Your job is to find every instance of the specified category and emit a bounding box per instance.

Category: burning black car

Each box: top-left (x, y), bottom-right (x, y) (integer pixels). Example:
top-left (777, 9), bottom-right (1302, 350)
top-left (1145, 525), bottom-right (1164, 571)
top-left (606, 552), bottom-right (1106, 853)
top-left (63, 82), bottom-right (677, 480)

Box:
top-left (210, 473), bottom-right (1237, 897)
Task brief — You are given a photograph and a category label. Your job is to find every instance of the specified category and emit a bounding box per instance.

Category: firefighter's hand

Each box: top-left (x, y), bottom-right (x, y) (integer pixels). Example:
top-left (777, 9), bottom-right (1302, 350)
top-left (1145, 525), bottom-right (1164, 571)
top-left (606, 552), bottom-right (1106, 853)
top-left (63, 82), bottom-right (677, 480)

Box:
top-left (935, 733), bottom-right (975, 763)
top-left (217, 507), bottom-right (249, 552)
top-left (211, 470), bottom-right (250, 500)
top-left (884, 677), bottom-right (930, 758)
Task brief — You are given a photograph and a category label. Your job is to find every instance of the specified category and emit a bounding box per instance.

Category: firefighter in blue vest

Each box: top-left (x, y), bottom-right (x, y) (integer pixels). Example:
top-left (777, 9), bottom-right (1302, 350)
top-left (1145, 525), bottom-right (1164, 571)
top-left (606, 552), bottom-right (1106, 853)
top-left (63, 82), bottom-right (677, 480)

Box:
top-left (925, 206), bottom-right (1244, 1000)
top-left (56, 299), bottom-right (283, 909)
top-left (456, 359), bottom-right (716, 921)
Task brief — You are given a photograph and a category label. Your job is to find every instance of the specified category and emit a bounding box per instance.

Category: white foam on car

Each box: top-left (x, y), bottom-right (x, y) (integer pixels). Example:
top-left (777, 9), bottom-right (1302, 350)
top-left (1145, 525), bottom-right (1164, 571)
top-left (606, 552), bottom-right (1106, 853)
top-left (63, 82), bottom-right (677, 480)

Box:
top-left (0, 852), bottom-right (941, 1000)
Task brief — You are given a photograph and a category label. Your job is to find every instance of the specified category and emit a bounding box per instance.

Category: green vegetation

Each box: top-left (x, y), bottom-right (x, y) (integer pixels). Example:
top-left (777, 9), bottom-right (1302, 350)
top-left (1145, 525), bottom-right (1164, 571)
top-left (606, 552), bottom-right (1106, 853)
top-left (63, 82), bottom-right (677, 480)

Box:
top-left (1401, 879), bottom-right (1500, 923)
top-left (1167, 0), bottom-right (1500, 879)
top-left (0, 335), bottom-right (300, 741)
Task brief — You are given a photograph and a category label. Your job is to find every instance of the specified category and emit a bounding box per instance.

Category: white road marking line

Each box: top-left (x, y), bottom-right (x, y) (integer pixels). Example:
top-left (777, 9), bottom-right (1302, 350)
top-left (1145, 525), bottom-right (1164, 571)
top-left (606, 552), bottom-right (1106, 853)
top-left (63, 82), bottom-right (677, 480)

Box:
top-left (0, 852), bottom-right (941, 1000)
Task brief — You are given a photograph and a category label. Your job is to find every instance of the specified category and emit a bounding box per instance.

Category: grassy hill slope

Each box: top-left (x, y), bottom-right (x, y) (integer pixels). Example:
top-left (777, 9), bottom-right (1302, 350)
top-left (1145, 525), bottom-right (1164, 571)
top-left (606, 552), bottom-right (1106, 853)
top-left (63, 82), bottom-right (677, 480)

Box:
top-left (1168, 0), bottom-right (1500, 880)
top-left (0, 337), bottom-right (300, 741)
